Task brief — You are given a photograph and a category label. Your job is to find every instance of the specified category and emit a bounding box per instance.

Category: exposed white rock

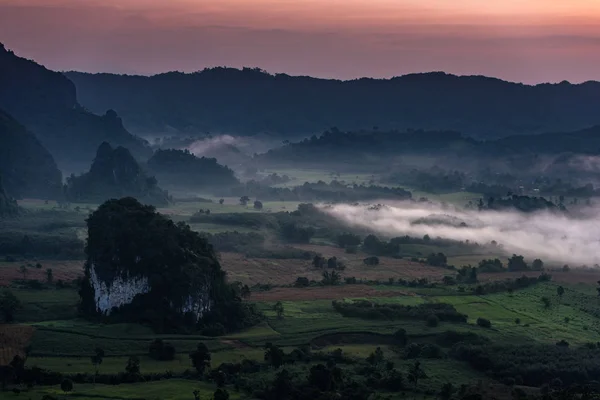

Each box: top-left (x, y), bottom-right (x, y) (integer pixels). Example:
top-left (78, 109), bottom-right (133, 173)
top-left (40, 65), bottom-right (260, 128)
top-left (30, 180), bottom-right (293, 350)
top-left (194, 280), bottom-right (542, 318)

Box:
top-left (89, 263), bottom-right (150, 315)
top-left (89, 263), bottom-right (213, 320)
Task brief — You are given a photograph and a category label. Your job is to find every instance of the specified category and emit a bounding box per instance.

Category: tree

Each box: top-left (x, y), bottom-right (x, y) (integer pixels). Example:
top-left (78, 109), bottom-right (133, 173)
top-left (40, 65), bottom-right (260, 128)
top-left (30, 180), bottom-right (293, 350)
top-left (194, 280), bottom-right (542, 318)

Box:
top-left (0, 289), bottom-right (21, 322)
top-left (394, 328), bottom-right (408, 346)
top-left (440, 382), bottom-right (456, 400)
top-left (408, 360), bottom-right (427, 388)
top-left (125, 356), bottom-right (140, 376)
top-left (60, 378), bottom-right (73, 394)
top-left (507, 255), bottom-right (528, 271)
top-left (240, 284), bottom-right (251, 298)
top-left (253, 200), bottom-right (263, 210)
top-left (557, 285), bottom-right (565, 310)
top-left (239, 196), bottom-right (250, 206)
top-left (264, 343), bottom-right (285, 368)
top-left (476, 317), bottom-right (492, 328)
top-left (327, 256), bottom-right (338, 269)
top-left (322, 270), bottom-right (341, 286)
top-left (149, 339), bottom-right (175, 361)
top-left (46, 268), bottom-right (53, 284)
top-left (273, 301), bottom-right (284, 319)
top-left (363, 256), bottom-right (380, 266)
top-left (366, 347), bottom-right (385, 365)
top-left (426, 314), bottom-right (439, 327)
top-left (532, 258), bottom-right (544, 271)
top-left (90, 347), bottom-right (104, 385)
top-left (312, 255), bottom-right (325, 269)
top-left (541, 296), bottom-right (551, 310)
top-left (213, 389), bottom-right (229, 400)
top-left (189, 343), bottom-right (211, 375)
top-left (219, 198), bottom-right (224, 205)
top-left (18, 265), bottom-right (27, 280)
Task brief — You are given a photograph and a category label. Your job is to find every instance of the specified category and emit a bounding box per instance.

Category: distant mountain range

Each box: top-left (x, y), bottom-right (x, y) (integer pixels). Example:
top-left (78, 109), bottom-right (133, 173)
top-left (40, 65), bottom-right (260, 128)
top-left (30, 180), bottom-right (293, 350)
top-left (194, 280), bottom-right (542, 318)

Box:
top-left (0, 43), bottom-right (150, 174)
top-left (66, 68), bottom-right (600, 139)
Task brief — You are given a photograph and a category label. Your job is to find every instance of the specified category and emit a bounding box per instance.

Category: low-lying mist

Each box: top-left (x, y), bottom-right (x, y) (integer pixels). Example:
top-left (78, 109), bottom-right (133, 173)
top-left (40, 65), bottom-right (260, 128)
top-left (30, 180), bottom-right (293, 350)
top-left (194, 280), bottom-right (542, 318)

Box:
top-left (322, 202), bottom-right (600, 267)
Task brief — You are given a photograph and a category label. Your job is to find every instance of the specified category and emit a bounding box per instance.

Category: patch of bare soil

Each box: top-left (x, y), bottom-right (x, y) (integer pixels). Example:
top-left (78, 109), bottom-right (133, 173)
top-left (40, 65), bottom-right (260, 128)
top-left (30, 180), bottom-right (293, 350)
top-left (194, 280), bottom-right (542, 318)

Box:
top-left (220, 244), bottom-right (449, 286)
top-left (250, 284), bottom-right (416, 302)
top-left (0, 260), bottom-right (84, 286)
top-left (0, 325), bottom-right (35, 365)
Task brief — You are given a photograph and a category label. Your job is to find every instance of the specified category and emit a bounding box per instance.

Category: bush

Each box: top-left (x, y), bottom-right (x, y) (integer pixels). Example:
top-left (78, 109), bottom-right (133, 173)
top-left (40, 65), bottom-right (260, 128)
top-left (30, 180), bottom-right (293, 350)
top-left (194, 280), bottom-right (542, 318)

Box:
top-left (148, 339), bottom-right (176, 361)
top-left (427, 314), bottom-right (440, 327)
top-left (476, 317), bottom-right (492, 328)
top-left (363, 256), bottom-right (380, 266)
top-left (294, 277), bottom-right (310, 288)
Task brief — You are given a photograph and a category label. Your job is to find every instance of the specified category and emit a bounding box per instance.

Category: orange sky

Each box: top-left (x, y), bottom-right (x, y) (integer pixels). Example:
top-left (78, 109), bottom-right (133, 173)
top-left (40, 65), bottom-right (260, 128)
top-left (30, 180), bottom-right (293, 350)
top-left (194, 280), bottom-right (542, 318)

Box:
top-left (1, 0), bottom-right (599, 82)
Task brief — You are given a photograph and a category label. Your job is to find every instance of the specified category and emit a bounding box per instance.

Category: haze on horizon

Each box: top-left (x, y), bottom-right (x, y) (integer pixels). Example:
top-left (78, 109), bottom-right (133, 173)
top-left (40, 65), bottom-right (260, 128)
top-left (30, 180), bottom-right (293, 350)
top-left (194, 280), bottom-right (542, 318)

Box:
top-left (1, 0), bottom-right (600, 83)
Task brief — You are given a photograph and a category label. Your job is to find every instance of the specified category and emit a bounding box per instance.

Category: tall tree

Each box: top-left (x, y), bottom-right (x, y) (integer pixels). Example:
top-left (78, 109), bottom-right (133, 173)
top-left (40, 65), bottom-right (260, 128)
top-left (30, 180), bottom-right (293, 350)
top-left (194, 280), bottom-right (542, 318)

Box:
top-left (189, 343), bottom-right (211, 375)
top-left (91, 347), bottom-right (105, 385)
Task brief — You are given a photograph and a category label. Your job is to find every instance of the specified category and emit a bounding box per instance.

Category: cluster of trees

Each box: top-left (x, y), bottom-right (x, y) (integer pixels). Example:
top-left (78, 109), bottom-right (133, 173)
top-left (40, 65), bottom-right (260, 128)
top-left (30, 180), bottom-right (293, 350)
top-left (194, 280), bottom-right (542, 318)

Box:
top-left (385, 167), bottom-right (466, 194)
top-left (332, 300), bottom-right (468, 323)
top-left (146, 148), bottom-right (239, 189)
top-left (451, 343), bottom-right (600, 387)
top-left (473, 195), bottom-right (564, 213)
top-left (226, 180), bottom-right (412, 203)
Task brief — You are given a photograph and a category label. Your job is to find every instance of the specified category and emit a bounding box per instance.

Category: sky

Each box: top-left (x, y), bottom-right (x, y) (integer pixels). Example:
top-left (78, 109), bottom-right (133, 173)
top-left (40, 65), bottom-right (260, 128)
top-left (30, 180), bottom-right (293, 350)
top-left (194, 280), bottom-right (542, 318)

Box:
top-left (1, 0), bottom-right (600, 83)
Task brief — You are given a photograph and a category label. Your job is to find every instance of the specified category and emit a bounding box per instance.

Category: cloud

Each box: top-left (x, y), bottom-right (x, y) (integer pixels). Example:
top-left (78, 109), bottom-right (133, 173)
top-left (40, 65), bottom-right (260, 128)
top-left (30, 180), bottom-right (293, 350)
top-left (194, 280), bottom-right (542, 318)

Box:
top-left (1, 1), bottom-right (600, 82)
top-left (323, 202), bottom-right (600, 266)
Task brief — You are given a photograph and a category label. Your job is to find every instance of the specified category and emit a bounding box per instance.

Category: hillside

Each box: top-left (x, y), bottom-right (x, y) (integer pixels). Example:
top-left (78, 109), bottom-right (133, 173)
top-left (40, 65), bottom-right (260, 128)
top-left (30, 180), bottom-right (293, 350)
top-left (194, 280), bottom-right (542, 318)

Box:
top-left (0, 109), bottom-right (63, 199)
top-left (0, 43), bottom-right (150, 174)
top-left (0, 175), bottom-right (19, 217)
top-left (65, 68), bottom-right (600, 138)
top-left (65, 142), bottom-right (170, 206)
top-left (146, 149), bottom-right (239, 191)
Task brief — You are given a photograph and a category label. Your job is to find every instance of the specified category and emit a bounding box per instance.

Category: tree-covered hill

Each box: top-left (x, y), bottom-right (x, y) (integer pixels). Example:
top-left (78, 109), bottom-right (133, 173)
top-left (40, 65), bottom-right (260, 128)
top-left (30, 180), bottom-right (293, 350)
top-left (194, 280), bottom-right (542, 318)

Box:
top-left (0, 43), bottom-right (150, 174)
top-left (66, 68), bottom-right (600, 138)
top-left (146, 149), bottom-right (239, 191)
top-left (65, 142), bottom-right (170, 206)
top-left (0, 109), bottom-right (63, 199)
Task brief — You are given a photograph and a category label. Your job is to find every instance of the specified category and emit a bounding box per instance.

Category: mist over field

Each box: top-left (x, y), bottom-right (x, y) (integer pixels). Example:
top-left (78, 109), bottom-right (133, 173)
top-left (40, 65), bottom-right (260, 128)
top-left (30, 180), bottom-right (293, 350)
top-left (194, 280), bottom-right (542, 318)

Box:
top-left (324, 202), bottom-right (600, 266)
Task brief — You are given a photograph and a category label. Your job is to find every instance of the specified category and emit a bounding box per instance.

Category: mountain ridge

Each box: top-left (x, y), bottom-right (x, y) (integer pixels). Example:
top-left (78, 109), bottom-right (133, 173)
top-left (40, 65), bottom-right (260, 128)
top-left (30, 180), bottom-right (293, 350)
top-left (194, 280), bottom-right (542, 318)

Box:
top-left (0, 43), bottom-right (151, 174)
top-left (65, 67), bottom-right (600, 139)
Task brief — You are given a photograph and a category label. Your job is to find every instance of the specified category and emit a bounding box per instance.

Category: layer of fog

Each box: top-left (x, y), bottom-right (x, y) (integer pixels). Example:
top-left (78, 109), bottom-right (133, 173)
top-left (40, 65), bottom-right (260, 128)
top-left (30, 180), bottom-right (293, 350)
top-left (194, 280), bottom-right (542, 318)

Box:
top-left (323, 202), bottom-right (600, 266)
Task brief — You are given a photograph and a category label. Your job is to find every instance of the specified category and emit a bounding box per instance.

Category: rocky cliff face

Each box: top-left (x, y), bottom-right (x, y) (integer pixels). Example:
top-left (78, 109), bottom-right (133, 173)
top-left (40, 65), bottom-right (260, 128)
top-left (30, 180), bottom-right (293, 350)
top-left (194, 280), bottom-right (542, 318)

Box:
top-left (88, 262), bottom-right (212, 319)
top-left (89, 263), bottom-right (150, 314)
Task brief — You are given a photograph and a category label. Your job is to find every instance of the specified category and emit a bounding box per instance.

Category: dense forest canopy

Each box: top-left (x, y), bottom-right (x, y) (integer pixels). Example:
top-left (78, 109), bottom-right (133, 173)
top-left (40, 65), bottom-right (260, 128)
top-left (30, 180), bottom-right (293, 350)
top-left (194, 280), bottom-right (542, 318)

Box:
top-left (146, 149), bottom-right (239, 190)
top-left (66, 68), bottom-right (600, 138)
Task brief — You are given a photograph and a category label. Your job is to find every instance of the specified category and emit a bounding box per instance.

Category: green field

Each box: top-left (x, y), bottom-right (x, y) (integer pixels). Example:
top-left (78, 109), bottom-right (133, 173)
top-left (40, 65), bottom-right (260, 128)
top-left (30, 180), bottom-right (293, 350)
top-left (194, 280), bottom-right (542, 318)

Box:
top-left (21, 379), bottom-right (240, 400)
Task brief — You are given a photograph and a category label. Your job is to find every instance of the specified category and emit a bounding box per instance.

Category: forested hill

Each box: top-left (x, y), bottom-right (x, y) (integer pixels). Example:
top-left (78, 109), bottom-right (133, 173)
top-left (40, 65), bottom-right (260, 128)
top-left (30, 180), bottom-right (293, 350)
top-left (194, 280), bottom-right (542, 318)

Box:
top-left (0, 43), bottom-right (150, 174)
top-left (0, 109), bottom-right (63, 199)
top-left (66, 68), bottom-right (600, 138)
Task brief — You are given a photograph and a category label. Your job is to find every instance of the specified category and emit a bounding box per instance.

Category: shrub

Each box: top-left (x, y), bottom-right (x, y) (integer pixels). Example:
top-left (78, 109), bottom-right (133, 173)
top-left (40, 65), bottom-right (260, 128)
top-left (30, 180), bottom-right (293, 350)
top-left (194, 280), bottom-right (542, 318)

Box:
top-left (476, 317), bottom-right (492, 328)
top-left (363, 256), bottom-right (380, 266)
top-left (294, 277), bottom-right (310, 288)
top-left (427, 314), bottom-right (440, 327)
top-left (148, 339), bottom-right (176, 361)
